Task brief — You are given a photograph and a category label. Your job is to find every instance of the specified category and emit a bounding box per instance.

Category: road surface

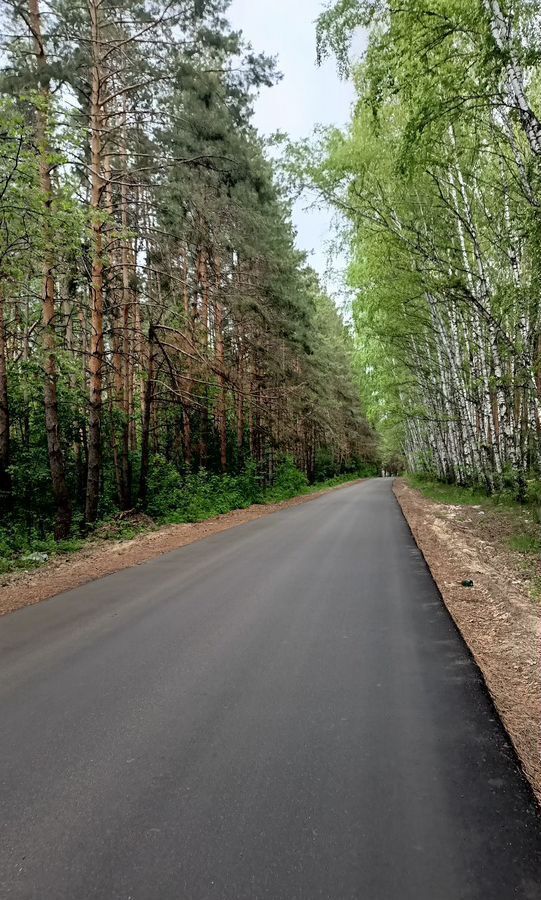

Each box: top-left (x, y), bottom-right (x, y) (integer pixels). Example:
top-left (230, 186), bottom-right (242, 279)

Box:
top-left (1, 479), bottom-right (540, 899)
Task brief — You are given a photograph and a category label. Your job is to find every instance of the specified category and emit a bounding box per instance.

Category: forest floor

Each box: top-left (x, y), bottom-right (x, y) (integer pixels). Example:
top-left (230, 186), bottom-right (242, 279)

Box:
top-left (394, 478), bottom-right (541, 804)
top-left (0, 478), bottom-right (366, 618)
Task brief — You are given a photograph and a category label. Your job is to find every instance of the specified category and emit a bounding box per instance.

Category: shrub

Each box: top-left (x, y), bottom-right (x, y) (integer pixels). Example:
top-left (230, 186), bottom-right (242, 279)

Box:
top-left (264, 457), bottom-right (309, 503)
top-left (145, 456), bottom-right (264, 523)
top-left (525, 479), bottom-right (541, 524)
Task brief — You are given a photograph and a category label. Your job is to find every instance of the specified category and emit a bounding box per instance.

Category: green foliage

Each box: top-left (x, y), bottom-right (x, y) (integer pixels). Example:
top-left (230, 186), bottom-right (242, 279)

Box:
top-left (0, 0), bottom-right (376, 550)
top-left (0, 525), bottom-right (83, 576)
top-left (310, 469), bottom-right (372, 491)
top-left (264, 457), bottom-right (309, 503)
top-left (314, 447), bottom-right (379, 480)
top-left (408, 473), bottom-right (541, 555)
top-left (314, 448), bottom-right (337, 481)
top-left (303, 0), bottom-right (541, 492)
top-left (145, 455), bottom-right (264, 522)
top-left (406, 475), bottom-right (490, 506)
top-left (0, 457), bottom-right (368, 575)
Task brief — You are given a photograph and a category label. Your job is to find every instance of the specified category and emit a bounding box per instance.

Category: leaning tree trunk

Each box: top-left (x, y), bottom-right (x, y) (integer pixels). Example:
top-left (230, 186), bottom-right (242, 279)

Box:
top-left (29, 0), bottom-right (72, 539)
top-left (485, 0), bottom-right (541, 157)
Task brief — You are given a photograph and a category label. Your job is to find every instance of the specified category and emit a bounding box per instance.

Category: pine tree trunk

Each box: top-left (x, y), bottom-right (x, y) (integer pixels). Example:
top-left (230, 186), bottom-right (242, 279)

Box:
top-left (198, 247), bottom-right (209, 466)
top-left (214, 259), bottom-right (227, 471)
top-left (181, 246), bottom-right (193, 466)
top-left (139, 328), bottom-right (154, 507)
top-left (29, 0), bottom-right (72, 539)
top-left (85, 0), bottom-right (105, 524)
top-left (103, 150), bottom-right (131, 511)
top-left (119, 132), bottom-right (132, 507)
top-left (0, 285), bottom-right (11, 508)
top-left (236, 333), bottom-right (244, 464)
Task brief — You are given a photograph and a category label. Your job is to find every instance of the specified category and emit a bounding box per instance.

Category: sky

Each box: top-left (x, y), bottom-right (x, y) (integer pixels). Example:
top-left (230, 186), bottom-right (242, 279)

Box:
top-left (228, 0), bottom-right (363, 292)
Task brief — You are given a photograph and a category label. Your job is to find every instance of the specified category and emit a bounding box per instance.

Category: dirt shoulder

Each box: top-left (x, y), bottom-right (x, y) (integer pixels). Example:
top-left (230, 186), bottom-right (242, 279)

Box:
top-left (0, 479), bottom-right (366, 618)
top-left (394, 479), bottom-right (541, 804)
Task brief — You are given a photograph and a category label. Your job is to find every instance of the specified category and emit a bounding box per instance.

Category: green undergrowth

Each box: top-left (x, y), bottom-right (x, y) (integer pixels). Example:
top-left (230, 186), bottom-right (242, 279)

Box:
top-left (0, 458), bottom-right (374, 577)
top-left (0, 535), bottom-right (85, 576)
top-left (406, 475), bottom-right (491, 507)
top-left (406, 473), bottom-right (541, 528)
top-left (508, 533), bottom-right (541, 554)
top-left (407, 472), bottom-right (541, 513)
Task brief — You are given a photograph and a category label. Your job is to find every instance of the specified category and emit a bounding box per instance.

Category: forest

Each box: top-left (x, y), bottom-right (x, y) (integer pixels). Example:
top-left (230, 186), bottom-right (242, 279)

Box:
top-left (0, 0), bottom-right (376, 550)
top-left (5, 0), bottom-right (540, 561)
top-left (306, 0), bottom-right (541, 500)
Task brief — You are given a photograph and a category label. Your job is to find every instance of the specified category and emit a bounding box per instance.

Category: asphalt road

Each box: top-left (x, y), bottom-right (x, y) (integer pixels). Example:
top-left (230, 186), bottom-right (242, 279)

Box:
top-left (1, 479), bottom-right (540, 900)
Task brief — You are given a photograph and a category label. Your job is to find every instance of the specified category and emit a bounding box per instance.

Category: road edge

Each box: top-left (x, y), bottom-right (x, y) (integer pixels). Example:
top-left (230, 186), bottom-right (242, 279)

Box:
top-left (0, 478), bottom-right (368, 617)
top-left (392, 478), bottom-right (541, 808)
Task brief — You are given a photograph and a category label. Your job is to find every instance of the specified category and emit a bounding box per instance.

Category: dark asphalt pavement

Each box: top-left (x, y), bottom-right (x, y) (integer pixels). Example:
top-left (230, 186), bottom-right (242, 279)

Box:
top-left (1, 479), bottom-right (540, 899)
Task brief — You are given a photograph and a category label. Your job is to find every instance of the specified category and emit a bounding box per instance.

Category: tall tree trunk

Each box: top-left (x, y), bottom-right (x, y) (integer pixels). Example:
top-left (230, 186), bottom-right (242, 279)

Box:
top-left (182, 247), bottom-right (193, 466)
top-left (236, 332), bottom-right (244, 464)
top-left (104, 132), bottom-right (132, 510)
top-left (139, 327), bottom-right (154, 507)
top-left (103, 149), bottom-right (130, 510)
top-left (0, 285), bottom-right (11, 508)
top-left (85, 0), bottom-right (105, 524)
top-left (214, 258), bottom-right (227, 471)
top-left (118, 131), bottom-right (132, 507)
top-left (29, 0), bottom-right (72, 538)
top-left (197, 247), bottom-right (209, 465)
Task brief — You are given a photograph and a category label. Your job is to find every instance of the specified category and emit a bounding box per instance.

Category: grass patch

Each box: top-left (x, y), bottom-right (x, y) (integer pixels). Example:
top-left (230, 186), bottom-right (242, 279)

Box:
top-left (0, 532), bottom-right (85, 578)
top-left (508, 534), bottom-right (541, 554)
top-left (530, 577), bottom-right (541, 603)
top-left (406, 475), bottom-right (488, 506)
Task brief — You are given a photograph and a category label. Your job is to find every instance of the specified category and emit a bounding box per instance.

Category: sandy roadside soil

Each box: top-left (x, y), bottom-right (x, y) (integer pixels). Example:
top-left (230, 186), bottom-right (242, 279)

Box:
top-left (394, 479), bottom-right (541, 804)
top-left (0, 479), bottom-right (366, 618)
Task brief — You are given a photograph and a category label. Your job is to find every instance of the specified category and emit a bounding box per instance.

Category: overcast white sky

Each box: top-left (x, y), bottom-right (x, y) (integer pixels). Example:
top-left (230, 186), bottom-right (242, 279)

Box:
top-left (228, 0), bottom-right (362, 289)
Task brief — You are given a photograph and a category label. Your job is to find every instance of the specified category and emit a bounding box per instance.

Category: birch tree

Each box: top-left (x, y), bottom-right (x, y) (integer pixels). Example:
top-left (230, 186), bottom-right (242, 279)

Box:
top-left (310, 0), bottom-right (541, 490)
